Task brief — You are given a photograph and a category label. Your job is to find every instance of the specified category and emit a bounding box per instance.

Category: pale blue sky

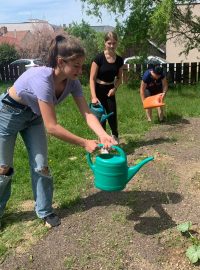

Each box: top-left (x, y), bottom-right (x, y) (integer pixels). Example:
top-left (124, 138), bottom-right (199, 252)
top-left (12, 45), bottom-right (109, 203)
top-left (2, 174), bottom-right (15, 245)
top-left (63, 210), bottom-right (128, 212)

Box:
top-left (0, 0), bottom-right (119, 26)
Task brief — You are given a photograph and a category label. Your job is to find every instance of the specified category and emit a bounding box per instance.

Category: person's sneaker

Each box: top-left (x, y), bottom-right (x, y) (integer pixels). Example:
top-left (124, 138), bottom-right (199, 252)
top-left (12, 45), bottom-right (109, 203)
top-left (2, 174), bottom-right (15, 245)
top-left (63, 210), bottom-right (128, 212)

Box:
top-left (43, 213), bottom-right (61, 228)
top-left (159, 117), bottom-right (166, 123)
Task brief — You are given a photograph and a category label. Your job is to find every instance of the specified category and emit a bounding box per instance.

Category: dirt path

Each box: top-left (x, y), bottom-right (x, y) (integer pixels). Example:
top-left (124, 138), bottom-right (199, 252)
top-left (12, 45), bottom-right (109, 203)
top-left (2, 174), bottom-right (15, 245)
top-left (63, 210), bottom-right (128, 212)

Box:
top-left (1, 117), bottom-right (200, 270)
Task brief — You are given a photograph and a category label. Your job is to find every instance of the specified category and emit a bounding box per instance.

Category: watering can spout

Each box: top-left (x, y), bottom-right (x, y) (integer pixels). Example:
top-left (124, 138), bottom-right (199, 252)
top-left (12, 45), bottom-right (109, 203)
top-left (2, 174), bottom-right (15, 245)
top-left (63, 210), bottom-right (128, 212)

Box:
top-left (101, 112), bottom-right (114, 123)
top-left (127, 156), bottom-right (154, 183)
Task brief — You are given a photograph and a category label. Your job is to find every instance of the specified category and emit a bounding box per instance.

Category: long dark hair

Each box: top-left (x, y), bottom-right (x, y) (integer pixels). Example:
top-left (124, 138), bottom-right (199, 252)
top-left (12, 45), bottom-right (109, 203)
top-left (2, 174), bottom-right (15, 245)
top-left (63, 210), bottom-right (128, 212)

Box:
top-left (47, 34), bottom-right (85, 68)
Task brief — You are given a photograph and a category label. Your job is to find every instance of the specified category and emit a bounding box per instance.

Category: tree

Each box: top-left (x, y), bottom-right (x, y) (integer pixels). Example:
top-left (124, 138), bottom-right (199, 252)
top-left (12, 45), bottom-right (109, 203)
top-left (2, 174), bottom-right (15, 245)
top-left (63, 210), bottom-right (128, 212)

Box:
top-left (65, 20), bottom-right (101, 65)
top-left (168, 2), bottom-right (200, 55)
top-left (95, 31), bottom-right (105, 52)
top-left (64, 20), bottom-right (105, 84)
top-left (65, 20), bottom-right (103, 85)
top-left (18, 24), bottom-right (58, 64)
top-left (80, 0), bottom-right (200, 55)
top-left (0, 43), bottom-right (19, 64)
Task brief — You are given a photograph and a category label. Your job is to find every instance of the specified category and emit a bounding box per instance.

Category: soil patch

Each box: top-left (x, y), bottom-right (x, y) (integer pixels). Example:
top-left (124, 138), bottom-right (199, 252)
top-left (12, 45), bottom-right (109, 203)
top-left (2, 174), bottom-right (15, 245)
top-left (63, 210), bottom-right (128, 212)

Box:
top-left (1, 117), bottom-right (200, 270)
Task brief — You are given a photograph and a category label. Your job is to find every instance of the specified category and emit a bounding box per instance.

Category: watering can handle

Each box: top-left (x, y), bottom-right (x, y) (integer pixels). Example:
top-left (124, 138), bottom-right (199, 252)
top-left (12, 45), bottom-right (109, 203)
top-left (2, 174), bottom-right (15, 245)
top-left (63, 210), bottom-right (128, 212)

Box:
top-left (86, 144), bottom-right (105, 171)
top-left (110, 145), bottom-right (127, 159)
top-left (86, 152), bottom-right (95, 172)
top-left (86, 144), bottom-right (126, 170)
top-left (98, 144), bottom-right (126, 159)
top-left (86, 144), bottom-right (106, 172)
top-left (89, 102), bottom-right (103, 110)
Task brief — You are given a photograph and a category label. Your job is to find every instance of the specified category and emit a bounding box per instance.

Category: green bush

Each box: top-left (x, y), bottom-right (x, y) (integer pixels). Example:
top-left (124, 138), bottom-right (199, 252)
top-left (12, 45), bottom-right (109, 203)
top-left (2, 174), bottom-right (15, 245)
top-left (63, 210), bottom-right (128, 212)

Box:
top-left (0, 43), bottom-right (19, 65)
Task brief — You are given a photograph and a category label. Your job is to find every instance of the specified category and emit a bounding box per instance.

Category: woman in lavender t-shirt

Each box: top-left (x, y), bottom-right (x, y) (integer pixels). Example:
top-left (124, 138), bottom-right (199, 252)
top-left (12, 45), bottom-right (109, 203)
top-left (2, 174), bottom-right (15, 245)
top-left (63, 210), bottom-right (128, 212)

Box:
top-left (0, 34), bottom-right (116, 228)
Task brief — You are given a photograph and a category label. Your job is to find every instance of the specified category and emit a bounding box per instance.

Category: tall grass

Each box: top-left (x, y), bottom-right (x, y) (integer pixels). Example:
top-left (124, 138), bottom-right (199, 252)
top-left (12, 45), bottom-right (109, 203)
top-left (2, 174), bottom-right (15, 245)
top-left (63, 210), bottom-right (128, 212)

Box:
top-left (0, 81), bottom-right (200, 259)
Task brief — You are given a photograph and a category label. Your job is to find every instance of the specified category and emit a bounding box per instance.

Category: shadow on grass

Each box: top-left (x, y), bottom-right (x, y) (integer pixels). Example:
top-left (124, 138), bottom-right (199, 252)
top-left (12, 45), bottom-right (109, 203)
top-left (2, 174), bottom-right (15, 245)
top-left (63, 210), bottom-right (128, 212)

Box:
top-left (61, 190), bottom-right (183, 235)
top-left (2, 209), bottom-right (37, 228)
top-left (164, 113), bottom-right (190, 125)
top-left (2, 190), bottom-right (182, 236)
top-left (121, 137), bottom-right (176, 155)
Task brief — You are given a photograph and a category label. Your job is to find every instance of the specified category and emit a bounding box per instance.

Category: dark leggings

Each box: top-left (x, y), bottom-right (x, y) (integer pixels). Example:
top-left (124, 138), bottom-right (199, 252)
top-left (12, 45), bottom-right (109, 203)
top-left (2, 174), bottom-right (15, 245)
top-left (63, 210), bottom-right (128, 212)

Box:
top-left (95, 83), bottom-right (118, 137)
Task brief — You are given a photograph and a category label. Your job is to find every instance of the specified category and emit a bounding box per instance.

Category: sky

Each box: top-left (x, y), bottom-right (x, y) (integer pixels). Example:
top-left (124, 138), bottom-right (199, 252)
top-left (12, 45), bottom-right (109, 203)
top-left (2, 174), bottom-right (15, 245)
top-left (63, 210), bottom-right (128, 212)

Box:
top-left (0, 0), bottom-right (119, 27)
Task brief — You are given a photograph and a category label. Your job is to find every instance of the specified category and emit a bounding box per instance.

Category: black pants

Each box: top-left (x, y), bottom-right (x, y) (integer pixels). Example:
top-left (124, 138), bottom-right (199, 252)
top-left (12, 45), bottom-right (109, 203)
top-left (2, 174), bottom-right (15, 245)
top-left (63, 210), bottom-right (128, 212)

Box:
top-left (95, 83), bottom-right (118, 137)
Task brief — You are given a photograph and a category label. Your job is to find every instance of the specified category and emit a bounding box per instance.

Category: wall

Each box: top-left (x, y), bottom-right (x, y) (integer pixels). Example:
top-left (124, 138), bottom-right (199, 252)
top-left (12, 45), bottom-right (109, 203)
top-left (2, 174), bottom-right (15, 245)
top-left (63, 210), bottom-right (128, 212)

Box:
top-left (166, 4), bottom-right (200, 63)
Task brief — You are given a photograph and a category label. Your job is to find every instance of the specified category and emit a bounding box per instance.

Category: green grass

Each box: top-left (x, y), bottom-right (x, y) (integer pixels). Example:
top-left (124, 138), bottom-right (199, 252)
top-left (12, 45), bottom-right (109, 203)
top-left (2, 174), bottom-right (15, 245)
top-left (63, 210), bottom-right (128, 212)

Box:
top-left (0, 81), bottom-right (200, 259)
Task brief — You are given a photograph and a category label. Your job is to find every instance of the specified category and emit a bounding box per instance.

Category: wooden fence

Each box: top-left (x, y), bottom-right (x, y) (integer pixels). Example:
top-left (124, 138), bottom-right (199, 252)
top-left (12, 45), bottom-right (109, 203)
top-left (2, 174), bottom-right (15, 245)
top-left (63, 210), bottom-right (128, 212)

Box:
top-left (0, 62), bottom-right (200, 85)
top-left (122, 62), bottom-right (200, 85)
top-left (0, 63), bottom-right (26, 82)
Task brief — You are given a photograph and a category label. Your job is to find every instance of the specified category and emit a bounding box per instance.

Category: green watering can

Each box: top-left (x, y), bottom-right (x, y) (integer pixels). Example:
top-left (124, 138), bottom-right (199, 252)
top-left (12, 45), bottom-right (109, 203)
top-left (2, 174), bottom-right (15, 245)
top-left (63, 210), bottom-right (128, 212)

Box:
top-left (87, 145), bottom-right (154, 191)
top-left (89, 103), bottom-right (114, 123)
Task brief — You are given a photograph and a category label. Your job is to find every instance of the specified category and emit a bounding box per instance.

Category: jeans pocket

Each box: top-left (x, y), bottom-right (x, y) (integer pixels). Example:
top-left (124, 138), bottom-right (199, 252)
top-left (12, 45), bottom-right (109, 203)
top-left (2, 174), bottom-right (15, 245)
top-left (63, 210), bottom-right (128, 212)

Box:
top-left (0, 103), bottom-right (21, 114)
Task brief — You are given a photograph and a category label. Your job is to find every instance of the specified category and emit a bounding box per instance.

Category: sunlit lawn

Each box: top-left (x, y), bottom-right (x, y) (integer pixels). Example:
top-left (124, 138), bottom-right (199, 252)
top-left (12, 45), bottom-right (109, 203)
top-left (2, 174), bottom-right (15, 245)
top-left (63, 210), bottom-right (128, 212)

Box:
top-left (0, 80), bottom-right (200, 259)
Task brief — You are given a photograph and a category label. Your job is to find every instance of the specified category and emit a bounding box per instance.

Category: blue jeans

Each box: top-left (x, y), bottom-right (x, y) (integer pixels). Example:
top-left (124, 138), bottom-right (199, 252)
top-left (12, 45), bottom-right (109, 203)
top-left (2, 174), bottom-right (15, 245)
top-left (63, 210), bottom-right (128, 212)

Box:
top-left (0, 92), bottom-right (53, 219)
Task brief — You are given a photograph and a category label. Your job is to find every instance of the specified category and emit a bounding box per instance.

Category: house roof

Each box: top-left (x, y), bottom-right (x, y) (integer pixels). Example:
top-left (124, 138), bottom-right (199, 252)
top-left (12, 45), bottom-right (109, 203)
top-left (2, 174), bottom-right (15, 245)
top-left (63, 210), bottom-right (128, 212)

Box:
top-left (90, 25), bottom-right (115, 32)
top-left (0, 30), bottom-right (31, 47)
top-left (147, 39), bottom-right (166, 54)
top-left (0, 36), bottom-right (20, 46)
top-left (2, 30), bottom-right (30, 40)
top-left (0, 20), bottom-right (54, 33)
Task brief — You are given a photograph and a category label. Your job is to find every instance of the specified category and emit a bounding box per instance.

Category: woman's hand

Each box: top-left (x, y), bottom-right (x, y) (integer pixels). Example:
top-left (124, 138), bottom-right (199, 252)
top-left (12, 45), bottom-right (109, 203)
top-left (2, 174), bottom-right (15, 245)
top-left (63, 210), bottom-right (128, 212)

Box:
top-left (107, 88), bottom-right (116, 97)
top-left (91, 97), bottom-right (100, 104)
top-left (99, 134), bottom-right (118, 149)
top-left (84, 135), bottom-right (117, 153)
top-left (159, 92), bottom-right (165, 101)
top-left (84, 139), bottom-right (99, 153)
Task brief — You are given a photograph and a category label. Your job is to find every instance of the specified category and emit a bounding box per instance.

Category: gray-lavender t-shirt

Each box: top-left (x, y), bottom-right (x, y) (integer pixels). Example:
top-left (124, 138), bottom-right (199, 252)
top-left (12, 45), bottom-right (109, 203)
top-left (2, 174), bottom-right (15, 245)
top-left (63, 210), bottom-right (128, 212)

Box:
top-left (14, 66), bottom-right (83, 115)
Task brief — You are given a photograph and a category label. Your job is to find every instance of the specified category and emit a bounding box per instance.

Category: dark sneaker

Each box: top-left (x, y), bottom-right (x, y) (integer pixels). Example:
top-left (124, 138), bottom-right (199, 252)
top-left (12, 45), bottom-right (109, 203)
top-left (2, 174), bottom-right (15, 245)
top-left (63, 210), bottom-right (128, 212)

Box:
top-left (159, 117), bottom-right (166, 123)
top-left (43, 213), bottom-right (61, 228)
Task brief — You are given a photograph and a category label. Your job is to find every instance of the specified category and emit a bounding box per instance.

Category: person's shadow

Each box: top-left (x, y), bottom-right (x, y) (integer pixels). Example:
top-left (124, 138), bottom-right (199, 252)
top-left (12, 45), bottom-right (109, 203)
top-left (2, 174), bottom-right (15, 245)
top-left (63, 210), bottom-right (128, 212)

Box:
top-left (121, 137), bottom-right (176, 155)
top-left (4, 190), bottom-right (182, 236)
top-left (59, 190), bottom-right (182, 235)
